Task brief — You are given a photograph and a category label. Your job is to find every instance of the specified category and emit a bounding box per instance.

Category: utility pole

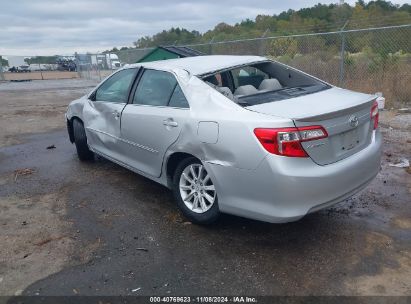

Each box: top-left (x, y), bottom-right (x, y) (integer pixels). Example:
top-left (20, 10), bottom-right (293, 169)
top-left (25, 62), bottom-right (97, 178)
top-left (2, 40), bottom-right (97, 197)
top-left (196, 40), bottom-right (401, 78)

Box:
top-left (339, 20), bottom-right (349, 87)
top-left (74, 52), bottom-right (81, 79)
top-left (259, 28), bottom-right (270, 56)
top-left (208, 37), bottom-right (215, 55)
top-left (0, 56), bottom-right (5, 81)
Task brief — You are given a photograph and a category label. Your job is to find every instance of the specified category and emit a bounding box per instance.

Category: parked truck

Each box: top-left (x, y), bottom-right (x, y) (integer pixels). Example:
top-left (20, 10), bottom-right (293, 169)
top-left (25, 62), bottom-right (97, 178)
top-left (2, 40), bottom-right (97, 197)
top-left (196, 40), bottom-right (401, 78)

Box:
top-left (97, 54), bottom-right (121, 70)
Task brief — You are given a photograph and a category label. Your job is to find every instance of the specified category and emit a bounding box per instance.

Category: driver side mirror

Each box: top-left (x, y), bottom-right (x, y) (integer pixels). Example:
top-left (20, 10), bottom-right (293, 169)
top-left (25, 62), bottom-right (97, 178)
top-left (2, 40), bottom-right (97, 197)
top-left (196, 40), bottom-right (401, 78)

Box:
top-left (89, 91), bottom-right (96, 101)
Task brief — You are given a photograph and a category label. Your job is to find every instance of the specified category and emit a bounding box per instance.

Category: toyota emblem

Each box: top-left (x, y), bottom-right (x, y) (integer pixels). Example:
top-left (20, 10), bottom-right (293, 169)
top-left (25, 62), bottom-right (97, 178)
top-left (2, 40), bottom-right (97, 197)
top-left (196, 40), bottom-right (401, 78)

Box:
top-left (349, 115), bottom-right (359, 128)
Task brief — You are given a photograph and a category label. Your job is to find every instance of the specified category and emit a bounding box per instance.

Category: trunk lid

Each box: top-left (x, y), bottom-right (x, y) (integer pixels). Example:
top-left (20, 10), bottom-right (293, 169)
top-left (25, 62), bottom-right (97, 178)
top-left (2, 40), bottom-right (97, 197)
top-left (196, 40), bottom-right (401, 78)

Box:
top-left (246, 87), bottom-right (376, 165)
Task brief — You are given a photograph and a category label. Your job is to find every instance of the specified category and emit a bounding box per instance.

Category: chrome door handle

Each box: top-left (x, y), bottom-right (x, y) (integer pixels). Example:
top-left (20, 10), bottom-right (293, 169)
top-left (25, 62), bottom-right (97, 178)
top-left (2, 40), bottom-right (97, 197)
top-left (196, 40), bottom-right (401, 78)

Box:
top-left (163, 119), bottom-right (178, 127)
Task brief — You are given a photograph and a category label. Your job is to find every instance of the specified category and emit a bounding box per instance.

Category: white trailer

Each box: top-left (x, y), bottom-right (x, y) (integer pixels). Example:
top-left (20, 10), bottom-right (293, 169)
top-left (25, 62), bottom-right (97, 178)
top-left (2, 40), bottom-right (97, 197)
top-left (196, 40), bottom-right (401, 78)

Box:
top-left (7, 56), bottom-right (30, 72)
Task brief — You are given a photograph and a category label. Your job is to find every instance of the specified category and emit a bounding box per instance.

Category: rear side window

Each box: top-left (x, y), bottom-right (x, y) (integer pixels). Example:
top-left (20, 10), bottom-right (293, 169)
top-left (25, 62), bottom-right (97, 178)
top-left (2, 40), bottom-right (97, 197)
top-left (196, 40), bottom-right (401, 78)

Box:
top-left (169, 85), bottom-right (189, 108)
top-left (133, 70), bottom-right (176, 106)
top-left (95, 69), bottom-right (136, 103)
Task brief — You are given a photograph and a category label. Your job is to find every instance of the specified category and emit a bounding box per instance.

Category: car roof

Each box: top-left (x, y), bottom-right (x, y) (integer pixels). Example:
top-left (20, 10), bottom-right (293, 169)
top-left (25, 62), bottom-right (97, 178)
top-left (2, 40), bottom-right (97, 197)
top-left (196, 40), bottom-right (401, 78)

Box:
top-left (127, 55), bottom-right (267, 76)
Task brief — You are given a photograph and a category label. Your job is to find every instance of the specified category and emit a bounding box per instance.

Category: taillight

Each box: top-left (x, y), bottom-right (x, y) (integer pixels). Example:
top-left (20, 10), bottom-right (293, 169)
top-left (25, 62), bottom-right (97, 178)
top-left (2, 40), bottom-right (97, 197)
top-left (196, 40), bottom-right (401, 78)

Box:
top-left (371, 100), bottom-right (379, 130)
top-left (254, 126), bottom-right (328, 157)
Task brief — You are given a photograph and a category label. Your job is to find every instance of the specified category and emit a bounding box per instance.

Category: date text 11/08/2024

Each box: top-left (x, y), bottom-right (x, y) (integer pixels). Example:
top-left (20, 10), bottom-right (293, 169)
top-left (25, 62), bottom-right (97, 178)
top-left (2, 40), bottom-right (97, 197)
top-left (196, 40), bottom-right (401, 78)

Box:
top-left (149, 296), bottom-right (258, 303)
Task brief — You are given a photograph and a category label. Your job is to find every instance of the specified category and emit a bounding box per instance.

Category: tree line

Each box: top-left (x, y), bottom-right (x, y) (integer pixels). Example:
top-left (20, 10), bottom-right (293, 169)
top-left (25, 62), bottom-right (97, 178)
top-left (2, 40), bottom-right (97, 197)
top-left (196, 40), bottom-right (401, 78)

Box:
top-left (104, 0), bottom-right (411, 51)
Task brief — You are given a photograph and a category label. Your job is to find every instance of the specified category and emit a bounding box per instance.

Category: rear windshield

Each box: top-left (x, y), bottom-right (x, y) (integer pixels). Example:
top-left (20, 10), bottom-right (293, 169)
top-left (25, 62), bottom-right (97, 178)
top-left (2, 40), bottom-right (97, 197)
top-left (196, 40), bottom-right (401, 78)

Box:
top-left (201, 61), bottom-right (331, 106)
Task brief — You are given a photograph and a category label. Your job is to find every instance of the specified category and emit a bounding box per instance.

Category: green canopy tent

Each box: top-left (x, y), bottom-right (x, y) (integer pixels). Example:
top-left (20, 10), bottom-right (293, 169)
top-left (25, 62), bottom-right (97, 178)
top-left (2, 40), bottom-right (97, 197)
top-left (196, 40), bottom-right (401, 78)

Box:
top-left (136, 46), bottom-right (204, 63)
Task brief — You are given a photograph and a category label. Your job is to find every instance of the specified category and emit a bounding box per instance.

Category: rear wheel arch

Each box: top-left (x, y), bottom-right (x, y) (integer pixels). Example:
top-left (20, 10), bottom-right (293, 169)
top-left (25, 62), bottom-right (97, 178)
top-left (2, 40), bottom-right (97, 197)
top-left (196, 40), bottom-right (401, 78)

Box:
top-left (166, 152), bottom-right (200, 187)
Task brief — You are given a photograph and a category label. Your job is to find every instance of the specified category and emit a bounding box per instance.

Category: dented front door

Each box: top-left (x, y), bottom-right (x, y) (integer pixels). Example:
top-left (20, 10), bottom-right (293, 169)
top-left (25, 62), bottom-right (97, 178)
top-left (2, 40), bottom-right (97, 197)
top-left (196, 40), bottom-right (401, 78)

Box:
top-left (83, 68), bottom-right (137, 159)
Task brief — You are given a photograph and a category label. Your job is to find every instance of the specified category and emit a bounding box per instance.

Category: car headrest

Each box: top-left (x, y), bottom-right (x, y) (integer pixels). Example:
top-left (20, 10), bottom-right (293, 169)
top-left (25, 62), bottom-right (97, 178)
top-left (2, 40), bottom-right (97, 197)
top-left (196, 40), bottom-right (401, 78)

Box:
top-left (216, 87), bottom-right (234, 100)
top-left (234, 85), bottom-right (258, 96)
top-left (258, 78), bottom-right (282, 91)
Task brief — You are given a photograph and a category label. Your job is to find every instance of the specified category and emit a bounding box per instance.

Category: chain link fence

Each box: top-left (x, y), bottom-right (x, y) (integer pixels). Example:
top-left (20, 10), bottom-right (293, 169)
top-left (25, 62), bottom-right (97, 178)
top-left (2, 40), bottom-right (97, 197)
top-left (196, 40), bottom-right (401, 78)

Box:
top-left (74, 49), bottom-right (154, 81)
top-left (184, 24), bottom-right (411, 106)
top-left (102, 24), bottom-right (411, 106)
top-left (1, 24), bottom-right (409, 106)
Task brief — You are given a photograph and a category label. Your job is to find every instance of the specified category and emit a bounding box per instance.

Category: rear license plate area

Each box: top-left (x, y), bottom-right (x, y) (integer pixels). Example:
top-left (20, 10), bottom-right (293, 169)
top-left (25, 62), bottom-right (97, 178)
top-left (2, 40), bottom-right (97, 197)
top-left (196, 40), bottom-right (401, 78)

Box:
top-left (341, 128), bottom-right (360, 151)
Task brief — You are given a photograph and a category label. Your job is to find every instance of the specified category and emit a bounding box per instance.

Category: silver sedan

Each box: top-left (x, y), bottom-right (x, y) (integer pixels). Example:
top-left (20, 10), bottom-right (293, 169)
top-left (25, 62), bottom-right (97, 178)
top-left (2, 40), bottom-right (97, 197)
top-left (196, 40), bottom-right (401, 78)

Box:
top-left (66, 55), bottom-right (382, 224)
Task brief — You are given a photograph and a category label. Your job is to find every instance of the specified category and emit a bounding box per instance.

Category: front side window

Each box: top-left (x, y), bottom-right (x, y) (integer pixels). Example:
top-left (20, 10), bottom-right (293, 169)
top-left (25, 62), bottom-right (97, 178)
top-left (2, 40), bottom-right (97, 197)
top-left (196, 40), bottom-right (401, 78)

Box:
top-left (95, 69), bottom-right (136, 103)
top-left (133, 70), bottom-right (177, 107)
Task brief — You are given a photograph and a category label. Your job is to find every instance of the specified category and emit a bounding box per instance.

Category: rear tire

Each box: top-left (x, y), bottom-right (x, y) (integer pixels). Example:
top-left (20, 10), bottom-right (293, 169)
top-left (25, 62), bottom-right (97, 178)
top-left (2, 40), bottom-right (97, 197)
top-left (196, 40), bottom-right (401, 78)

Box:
top-left (172, 157), bottom-right (220, 225)
top-left (72, 119), bottom-right (94, 161)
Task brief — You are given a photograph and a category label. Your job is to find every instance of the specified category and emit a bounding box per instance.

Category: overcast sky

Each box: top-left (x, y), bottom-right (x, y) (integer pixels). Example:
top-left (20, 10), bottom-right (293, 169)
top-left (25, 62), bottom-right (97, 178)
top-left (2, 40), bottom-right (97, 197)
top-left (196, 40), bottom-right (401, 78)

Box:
top-left (0, 0), bottom-right (408, 56)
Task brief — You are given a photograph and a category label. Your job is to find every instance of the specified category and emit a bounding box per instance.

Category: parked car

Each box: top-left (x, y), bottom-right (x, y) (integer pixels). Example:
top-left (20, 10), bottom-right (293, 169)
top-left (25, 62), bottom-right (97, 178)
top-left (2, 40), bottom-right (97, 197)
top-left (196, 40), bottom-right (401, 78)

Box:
top-left (57, 57), bottom-right (76, 71)
top-left (66, 55), bottom-right (381, 224)
top-left (9, 65), bottom-right (31, 73)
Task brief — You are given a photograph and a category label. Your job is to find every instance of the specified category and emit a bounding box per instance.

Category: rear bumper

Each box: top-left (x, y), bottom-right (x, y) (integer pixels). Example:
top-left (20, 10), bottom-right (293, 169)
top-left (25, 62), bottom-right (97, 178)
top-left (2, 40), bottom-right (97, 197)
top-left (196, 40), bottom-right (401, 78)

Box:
top-left (205, 131), bottom-right (382, 223)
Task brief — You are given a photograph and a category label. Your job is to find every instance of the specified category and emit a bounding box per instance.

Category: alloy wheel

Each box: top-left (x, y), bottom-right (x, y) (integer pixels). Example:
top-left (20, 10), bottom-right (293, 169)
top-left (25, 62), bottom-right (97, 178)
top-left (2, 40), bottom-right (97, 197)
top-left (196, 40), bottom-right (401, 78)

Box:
top-left (179, 164), bottom-right (216, 214)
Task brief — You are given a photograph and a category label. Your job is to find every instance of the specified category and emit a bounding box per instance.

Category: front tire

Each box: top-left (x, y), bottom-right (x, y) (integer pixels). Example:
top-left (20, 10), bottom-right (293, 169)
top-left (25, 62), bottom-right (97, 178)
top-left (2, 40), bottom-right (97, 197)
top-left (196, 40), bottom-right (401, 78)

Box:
top-left (172, 158), bottom-right (220, 224)
top-left (72, 119), bottom-right (94, 161)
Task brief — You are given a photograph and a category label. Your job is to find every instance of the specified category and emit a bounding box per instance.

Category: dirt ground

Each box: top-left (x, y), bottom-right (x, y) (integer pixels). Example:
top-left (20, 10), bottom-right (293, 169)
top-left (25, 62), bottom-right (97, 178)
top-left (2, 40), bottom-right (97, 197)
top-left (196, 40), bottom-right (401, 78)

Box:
top-left (2, 71), bottom-right (79, 81)
top-left (0, 79), bottom-right (97, 147)
top-left (0, 79), bottom-right (410, 296)
top-left (2, 70), bottom-right (113, 82)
